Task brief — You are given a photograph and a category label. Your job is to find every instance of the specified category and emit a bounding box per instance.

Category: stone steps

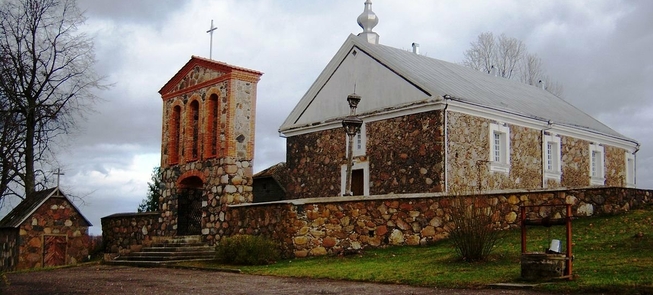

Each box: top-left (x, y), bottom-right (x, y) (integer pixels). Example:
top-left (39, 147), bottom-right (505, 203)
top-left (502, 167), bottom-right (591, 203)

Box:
top-left (106, 235), bottom-right (214, 267)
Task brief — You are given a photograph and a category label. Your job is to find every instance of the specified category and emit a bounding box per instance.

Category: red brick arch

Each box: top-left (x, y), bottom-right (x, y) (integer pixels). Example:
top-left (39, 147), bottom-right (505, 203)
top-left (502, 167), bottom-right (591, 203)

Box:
top-left (176, 170), bottom-right (207, 188)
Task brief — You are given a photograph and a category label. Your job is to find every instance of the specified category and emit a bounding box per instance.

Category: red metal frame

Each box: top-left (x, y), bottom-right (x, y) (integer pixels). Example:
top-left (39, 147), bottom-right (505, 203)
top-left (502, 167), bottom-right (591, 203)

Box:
top-left (520, 204), bottom-right (573, 280)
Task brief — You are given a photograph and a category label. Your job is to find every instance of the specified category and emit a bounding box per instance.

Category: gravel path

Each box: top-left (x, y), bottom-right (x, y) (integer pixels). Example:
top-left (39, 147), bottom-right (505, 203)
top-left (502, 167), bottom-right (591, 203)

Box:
top-left (1, 264), bottom-right (550, 295)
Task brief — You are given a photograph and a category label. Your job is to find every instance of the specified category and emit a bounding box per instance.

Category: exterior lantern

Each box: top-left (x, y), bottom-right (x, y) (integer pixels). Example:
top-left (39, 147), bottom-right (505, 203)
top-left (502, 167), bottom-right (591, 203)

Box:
top-left (342, 93), bottom-right (362, 196)
top-left (342, 116), bottom-right (363, 136)
top-left (346, 94), bottom-right (361, 115)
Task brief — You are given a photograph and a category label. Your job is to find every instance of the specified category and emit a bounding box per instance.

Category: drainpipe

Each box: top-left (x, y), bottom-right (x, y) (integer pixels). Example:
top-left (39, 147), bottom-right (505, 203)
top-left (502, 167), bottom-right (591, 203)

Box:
top-left (634, 143), bottom-right (640, 187)
top-left (443, 95), bottom-right (450, 193)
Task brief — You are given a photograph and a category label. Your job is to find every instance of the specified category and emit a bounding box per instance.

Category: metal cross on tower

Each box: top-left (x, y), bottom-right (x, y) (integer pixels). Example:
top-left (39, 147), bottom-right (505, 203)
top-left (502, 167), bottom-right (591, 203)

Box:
top-left (206, 19), bottom-right (217, 59)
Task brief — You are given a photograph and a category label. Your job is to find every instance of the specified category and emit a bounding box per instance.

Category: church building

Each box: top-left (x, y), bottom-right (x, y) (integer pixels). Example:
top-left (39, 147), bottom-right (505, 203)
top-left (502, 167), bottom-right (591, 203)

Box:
top-left (278, 0), bottom-right (638, 199)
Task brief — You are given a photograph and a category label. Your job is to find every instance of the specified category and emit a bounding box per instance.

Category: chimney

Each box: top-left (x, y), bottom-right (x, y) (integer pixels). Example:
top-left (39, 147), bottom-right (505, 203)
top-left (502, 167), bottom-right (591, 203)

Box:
top-left (411, 43), bottom-right (420, 54)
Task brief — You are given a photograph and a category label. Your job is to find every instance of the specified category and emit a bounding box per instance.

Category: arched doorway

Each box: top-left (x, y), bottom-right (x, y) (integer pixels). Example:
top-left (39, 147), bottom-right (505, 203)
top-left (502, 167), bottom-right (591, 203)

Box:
top-left (177, 176), bottom-right (203, 235)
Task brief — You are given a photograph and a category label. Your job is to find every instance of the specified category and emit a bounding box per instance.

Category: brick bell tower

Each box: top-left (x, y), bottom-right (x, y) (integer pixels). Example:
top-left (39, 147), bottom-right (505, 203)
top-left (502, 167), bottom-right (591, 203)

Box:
top-left (157, 56), bottom-right (262, 242)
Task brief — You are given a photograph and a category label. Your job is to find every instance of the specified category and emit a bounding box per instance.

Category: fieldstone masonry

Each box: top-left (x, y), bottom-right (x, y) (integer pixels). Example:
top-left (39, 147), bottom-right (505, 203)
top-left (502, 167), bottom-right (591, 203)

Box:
top-left (154, 57), bottom-right (261, 243)
top-left (17, 197), bottom-right (90, 269)
top-left (103, 187), bottom-right (651, 257)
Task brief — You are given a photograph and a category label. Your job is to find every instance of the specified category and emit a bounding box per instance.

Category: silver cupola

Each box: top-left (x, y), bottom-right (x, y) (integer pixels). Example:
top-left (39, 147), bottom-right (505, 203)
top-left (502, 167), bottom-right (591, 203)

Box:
top-left (357, 0), bottom-right (379, 44)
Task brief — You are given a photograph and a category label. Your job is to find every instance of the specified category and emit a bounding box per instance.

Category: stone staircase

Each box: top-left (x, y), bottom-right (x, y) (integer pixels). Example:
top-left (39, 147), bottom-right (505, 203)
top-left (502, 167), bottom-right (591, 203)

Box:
top-left (106, 235), bottom-right (214, 267)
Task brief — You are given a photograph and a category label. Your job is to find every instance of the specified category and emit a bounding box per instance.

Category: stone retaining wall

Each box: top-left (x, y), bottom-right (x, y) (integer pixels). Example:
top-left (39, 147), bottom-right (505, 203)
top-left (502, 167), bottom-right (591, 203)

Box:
top-left (102, 187), bottom-right (651, 258)
top-left (101, 212), bottom-right (159, 255)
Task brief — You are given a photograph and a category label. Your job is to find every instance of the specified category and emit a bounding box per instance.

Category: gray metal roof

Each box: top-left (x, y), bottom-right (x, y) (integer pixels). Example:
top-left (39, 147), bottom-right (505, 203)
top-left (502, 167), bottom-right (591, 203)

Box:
top-left (282, 34), bottom-right (634, 143)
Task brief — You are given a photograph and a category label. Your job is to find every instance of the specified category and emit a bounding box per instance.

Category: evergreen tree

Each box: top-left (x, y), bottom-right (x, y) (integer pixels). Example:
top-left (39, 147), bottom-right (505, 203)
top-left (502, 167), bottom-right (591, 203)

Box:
top-left (138, 167), bottom-right (161, 212)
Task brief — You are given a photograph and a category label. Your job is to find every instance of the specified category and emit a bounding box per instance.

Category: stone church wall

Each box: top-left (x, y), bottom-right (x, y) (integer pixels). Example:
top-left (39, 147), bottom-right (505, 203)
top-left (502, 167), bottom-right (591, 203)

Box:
top-left (605, 145), bottom-right (628, 186)
top-left (560, 135), bottom-right (590, 187)
top-left (285, 128), bottom-right (346, 199)
top-left (367, 111), bottom-right (445, 194)
top-left (285, 110), bottom-right (446, 199)
top-left (447, 111), bottom-right (630, 192)
top-left (447, 112), bottom-right (542, 192)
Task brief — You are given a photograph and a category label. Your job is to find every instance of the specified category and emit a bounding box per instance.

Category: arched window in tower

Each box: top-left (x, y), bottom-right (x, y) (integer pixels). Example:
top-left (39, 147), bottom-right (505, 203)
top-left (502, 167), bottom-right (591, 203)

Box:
top-left (169, 105), bottom-right (181, 164)
top-left (189, 100), bottom-right (200, 160)
top-left (206, 94), bottom-right (219, 157)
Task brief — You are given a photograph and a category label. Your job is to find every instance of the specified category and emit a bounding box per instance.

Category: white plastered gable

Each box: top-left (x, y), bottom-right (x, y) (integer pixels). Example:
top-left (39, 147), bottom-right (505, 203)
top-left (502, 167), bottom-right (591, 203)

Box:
top-left (280, 35), bottom-right (431, 135)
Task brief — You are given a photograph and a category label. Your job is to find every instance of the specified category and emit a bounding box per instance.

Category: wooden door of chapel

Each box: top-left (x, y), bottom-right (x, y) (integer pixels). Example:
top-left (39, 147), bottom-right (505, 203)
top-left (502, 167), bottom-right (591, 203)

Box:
top-left (43, 235), bottom-right (67, 267)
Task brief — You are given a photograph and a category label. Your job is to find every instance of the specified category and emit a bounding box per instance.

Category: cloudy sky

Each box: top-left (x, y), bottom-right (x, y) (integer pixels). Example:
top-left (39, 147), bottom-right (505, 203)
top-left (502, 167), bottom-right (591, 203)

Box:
top-left (2, 0), bottom-right (651, 235)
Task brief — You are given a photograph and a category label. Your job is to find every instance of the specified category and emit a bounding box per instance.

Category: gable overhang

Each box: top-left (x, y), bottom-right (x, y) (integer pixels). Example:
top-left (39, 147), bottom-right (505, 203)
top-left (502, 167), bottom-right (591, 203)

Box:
top-left (5, 187), bottom-right (93, 228)
top-left (158, 56), bottom-right (263, 100)
top-left (447, 98), bottom-right (639, 152)
top-left (280, 98), bottom-right (446, 137)
top-left (279, 35), bottom-right (442, 136)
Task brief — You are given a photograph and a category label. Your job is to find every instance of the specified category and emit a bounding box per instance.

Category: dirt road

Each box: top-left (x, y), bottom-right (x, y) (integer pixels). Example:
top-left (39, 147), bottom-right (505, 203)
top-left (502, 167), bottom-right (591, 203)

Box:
top-left (1, 264), bottom-right (549, 295)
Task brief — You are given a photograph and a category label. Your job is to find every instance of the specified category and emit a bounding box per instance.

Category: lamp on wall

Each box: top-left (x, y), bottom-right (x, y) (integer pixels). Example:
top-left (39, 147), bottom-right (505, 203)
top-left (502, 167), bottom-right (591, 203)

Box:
top-left (342, 93), bottom-right (363, 196)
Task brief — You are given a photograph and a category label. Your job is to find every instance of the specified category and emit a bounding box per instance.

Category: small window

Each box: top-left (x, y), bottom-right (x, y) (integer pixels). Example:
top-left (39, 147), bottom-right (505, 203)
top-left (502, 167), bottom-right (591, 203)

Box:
top-left (543, 134), bottom-right (561, 183)
top-left (625, 152), bottom-right (635, 187)
top-left (589, 143), bottom-right (604, 185)
top-left (489, 123), bottom-right (510, 173)
top-left (346, 123), bottom-right (366, 157)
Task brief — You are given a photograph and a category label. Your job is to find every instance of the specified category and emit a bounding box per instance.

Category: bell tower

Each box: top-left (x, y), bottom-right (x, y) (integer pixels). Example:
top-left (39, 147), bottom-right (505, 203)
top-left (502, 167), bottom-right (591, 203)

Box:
top-left (157, 56), bottom-right (262, 241)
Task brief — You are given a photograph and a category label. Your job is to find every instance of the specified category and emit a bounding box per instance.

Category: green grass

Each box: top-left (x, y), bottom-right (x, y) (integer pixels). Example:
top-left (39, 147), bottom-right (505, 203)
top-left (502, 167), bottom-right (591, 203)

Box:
top-left (178, 207), bottom-right (653, 294)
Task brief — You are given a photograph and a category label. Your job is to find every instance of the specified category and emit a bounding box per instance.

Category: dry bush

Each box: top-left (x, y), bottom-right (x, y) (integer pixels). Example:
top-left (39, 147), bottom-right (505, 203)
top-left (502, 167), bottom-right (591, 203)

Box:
top-left (215, 235), bottom-right (280, 265)
top-left (446, 195), bottom-right (503, 262)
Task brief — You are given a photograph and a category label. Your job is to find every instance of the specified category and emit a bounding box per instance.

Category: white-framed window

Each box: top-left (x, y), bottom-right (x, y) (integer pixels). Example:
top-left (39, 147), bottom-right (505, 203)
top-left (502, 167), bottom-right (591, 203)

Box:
top-left (489, 123), bottom-right (510, 173)
top-left (543, 134), bottom-right (561, 183)
top-left (340, 161), bottom-right (369, 196)
top-left (625, 152), bottom-right (635, 187)
top-left (589, 143), bottom-right (605, 186)
top-left (346, 123), bottom-right (366, 157)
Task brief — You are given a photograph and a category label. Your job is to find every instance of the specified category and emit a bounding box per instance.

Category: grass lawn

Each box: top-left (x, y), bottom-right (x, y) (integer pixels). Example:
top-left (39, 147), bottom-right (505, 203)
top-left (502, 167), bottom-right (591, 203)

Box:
top-left (179, 206), bottom-right (653, 294)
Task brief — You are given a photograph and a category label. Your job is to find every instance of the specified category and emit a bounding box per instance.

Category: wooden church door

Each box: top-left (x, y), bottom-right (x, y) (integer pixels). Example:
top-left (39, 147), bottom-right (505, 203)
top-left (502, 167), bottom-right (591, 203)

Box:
top-left (44, 235), bottom-right (66, 266)
top-left (351, 169), bottom-right (364, 196)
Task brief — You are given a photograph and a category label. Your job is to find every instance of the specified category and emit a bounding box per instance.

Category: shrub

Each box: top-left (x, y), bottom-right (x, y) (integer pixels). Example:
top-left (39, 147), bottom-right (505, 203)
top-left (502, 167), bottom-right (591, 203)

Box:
top-left (446, 196), bottom-right (503, 262)
top-left (215, 235), bottom-right (280, 265)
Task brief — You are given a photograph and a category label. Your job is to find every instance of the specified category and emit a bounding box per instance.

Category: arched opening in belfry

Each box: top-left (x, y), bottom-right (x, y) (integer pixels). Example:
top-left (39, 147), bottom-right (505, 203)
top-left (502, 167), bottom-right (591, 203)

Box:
top-left (189, 100), bottom-right (200, 160)
top-left (177, 176), bottom-right (203, 236)
top-left (169, 105), bottom-right (181, 164)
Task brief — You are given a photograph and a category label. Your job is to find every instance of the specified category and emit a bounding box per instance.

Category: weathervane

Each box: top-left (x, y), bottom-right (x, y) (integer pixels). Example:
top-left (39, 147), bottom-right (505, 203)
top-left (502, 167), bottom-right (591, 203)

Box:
top-left (207, 19), bottom-right (217, 59)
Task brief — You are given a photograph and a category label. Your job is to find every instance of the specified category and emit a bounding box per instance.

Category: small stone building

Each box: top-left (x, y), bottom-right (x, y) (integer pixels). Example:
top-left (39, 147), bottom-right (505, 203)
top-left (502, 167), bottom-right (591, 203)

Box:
top-left (278, 1), bottom-right (639, 199)
top-left (0, 187), bottom-right (92, 270)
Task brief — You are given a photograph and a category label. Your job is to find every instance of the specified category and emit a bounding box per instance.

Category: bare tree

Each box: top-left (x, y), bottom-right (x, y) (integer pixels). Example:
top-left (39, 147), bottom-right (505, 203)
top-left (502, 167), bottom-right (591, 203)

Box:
top-left (0, 0), bottom-right (104, 201)
top-left (462, 32), bottom-right (495, 75)
top-left (462, 32), bottom-right (563, 97)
